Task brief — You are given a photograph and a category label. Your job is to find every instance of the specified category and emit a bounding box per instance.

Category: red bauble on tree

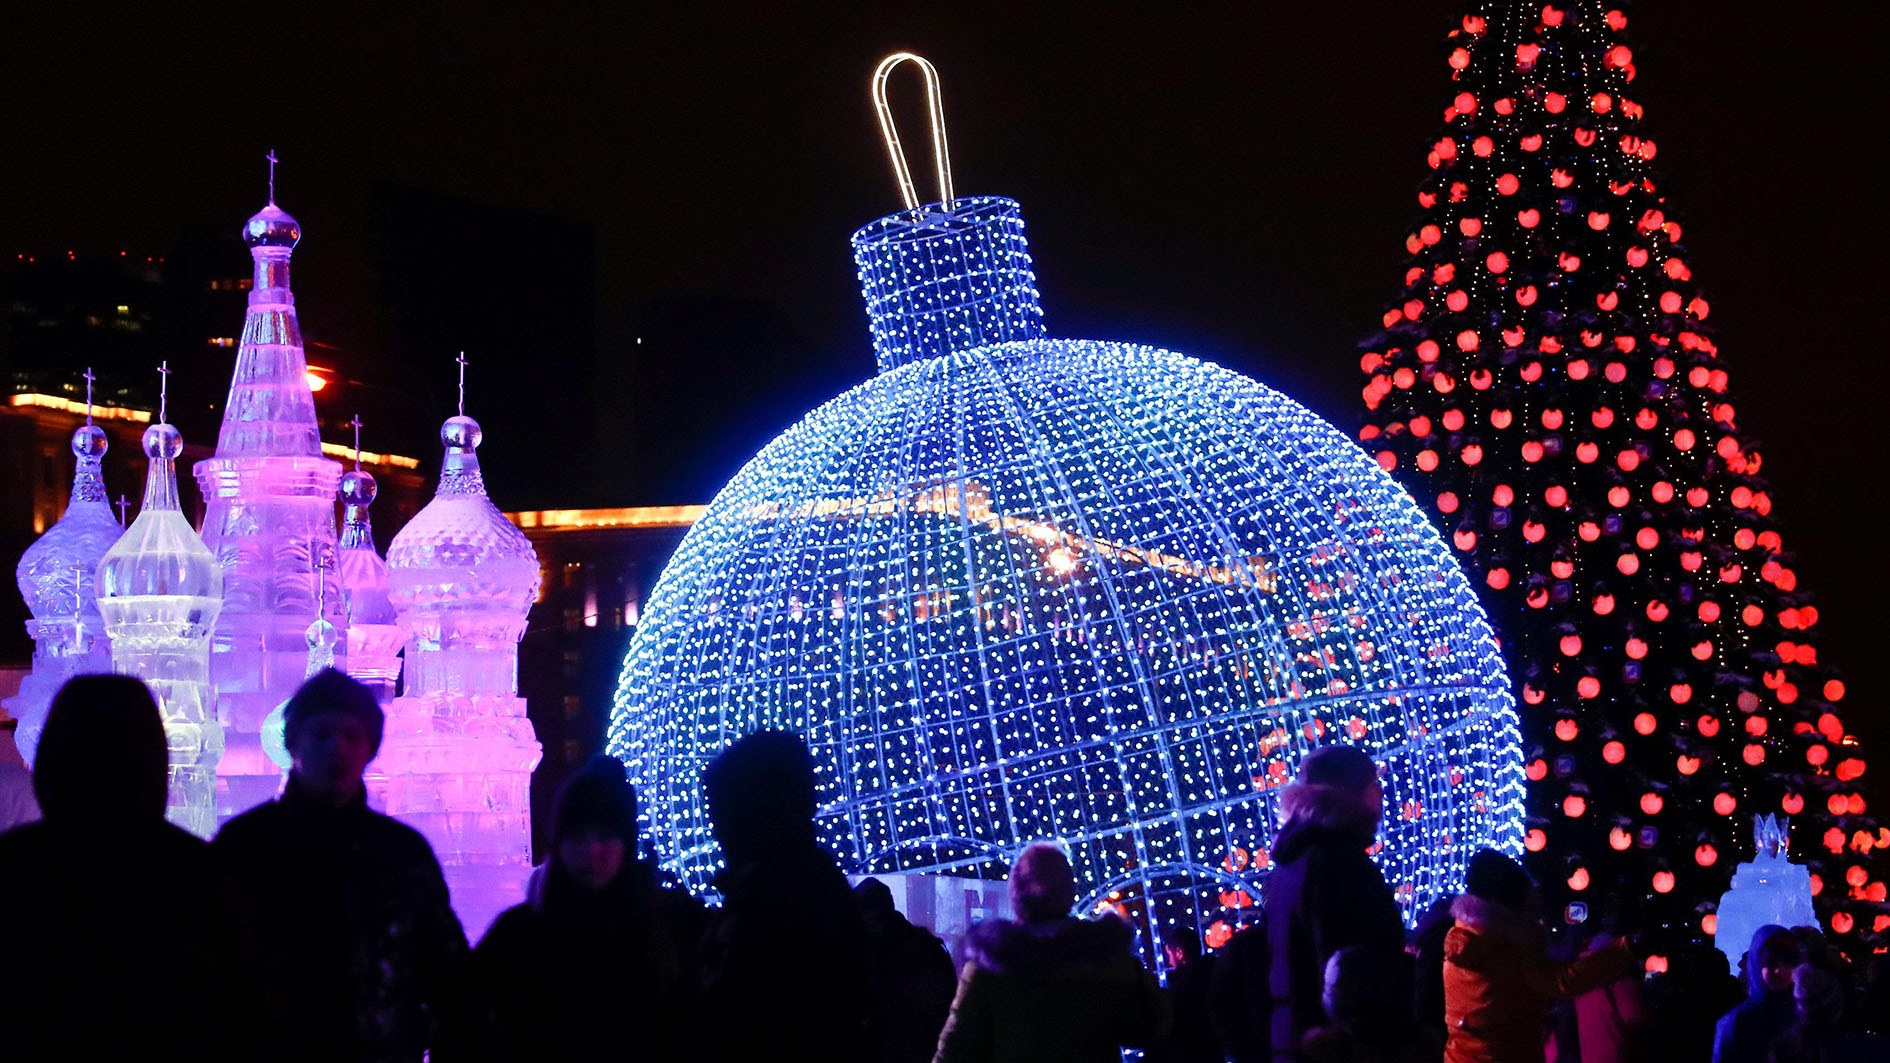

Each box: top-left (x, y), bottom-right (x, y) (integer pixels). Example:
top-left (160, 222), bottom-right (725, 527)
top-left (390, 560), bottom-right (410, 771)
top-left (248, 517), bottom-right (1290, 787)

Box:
top-left (1359, 1), bottom-right (1885, 956)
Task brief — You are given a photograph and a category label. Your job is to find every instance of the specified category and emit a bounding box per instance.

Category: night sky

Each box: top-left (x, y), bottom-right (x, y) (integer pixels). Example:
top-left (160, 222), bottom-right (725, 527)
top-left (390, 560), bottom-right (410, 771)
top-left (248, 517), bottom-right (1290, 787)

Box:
top-left (5, 2), bottom-right (1882, 729)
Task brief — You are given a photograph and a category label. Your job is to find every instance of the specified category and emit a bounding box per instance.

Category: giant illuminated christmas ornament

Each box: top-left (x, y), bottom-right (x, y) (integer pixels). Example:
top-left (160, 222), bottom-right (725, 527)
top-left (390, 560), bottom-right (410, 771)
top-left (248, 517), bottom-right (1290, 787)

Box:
top-left (6, 369), bottom-right (121, 764)
top-left (1358, 2), bottom-right (1887, 955)
top-left (383, 359), bottom-right (543, 938)
top-left (610, 54), bottom-right (1523, 947)
top-left (194, 156), bottom-right (347, 822)
top-left (97, 365), bottom-right (225, 837)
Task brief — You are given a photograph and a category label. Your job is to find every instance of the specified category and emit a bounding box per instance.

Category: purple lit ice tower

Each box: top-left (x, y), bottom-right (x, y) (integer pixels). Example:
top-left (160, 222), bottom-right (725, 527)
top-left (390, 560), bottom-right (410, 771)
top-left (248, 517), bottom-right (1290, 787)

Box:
top-left (337, 421), bottom-right (404, 705)
top-left (384, 383), bottom-right (543, 938)
top-left (97, 382), bottom-right (225, 837)
top-left (193, 177), bottom-right (346, 820)
top-left (7, 380), bottom-right (122, 763)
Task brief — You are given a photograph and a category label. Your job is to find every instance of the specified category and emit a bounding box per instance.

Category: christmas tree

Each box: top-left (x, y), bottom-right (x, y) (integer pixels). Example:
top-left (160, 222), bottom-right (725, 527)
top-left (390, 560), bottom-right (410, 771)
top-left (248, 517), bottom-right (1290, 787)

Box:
top-left (1359, 1), bottom-right (1886, 960)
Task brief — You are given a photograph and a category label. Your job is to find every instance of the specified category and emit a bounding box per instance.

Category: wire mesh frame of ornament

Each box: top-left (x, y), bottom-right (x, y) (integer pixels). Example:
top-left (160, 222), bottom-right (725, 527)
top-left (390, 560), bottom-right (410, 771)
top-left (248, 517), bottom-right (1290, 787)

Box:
top-left (608, 336), bottom-right (1525, 952)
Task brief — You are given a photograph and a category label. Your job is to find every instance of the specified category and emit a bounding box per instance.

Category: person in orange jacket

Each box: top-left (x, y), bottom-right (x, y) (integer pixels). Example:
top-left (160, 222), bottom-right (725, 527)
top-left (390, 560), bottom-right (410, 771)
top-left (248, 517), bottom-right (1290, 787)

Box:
top-left (1442, 849), bottom-right (1634, 1063)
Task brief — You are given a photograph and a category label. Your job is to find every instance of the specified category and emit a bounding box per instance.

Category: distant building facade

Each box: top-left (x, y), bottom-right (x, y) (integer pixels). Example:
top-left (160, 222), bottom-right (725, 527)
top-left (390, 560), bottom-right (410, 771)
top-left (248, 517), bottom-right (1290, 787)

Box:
top-left (506, 505), bottom-right (702, 855)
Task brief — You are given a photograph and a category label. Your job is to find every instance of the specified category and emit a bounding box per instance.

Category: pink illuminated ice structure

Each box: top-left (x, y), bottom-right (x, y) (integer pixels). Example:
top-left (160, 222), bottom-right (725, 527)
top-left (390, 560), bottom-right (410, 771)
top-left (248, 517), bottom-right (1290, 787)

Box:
top-left (383, 406), bottom-right (543, 937)
top-left (337, 439), bottom-right (403, 706)
top-left (7, 417), bottom-right (121, 764)
top-left (193, 184), bottom-right (345, 821)
top-left (97, 412), bottom-right (225, 837)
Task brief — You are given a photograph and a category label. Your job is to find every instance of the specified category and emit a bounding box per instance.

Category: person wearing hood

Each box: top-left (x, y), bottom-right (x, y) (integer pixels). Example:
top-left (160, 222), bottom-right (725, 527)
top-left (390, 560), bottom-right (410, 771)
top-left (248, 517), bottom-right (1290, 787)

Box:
top-left (856, 876), bottom-right (960, 1063)
top-left (1767, 962), bottom-right (1887, 1063)
top-left (1442, 849), bottom-right (1633, 1063)
top-left (698, 729), bottom-right (870, 1063)
top-left (1212, 744), bottom-right (1411, 1062)
top-left (0, 674), bottom-right (264, 1060)
top-left (1712, 925), bottom-right (1802, 1063)
top-left (213, 669), bottom-right (474, 1062)
top-left (933, 842), bottom-right (1170, 1063)
top-left (475, 754), bottom-right (708, 1060)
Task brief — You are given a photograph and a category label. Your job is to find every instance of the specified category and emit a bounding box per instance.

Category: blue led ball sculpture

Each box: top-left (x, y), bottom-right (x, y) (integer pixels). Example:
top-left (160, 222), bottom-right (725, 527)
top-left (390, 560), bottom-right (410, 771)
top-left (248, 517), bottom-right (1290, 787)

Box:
top-left (609, 195), bottom-right (1523, 943)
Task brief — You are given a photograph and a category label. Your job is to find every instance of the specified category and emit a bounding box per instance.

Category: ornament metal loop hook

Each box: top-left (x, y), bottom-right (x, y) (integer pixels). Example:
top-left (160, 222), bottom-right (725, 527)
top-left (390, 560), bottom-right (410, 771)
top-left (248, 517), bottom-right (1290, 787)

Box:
top-left (872, 52), bottom-right (955, 213)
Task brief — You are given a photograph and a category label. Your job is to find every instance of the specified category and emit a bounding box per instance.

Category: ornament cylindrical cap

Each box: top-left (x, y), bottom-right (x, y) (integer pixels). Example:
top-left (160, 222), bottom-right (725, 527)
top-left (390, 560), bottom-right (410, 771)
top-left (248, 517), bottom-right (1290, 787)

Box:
top-left (851, 196), bottom-right (1046, 373)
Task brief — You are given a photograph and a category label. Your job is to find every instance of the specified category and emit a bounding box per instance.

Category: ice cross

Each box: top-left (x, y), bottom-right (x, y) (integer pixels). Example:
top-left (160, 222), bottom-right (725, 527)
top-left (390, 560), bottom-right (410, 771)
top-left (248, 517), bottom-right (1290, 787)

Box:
top-left (456, 351), bottom-right (468, 416)
top-left (157, 360), bottom-right (171, 422)
top-left (116, 495), bottom-right (130, 526)
top-left (82, 366), bottom-right (96, 425)
top-left (346, 414), bottom-right (364, 468)
top-left (267, 150), bottom-right (278, 203)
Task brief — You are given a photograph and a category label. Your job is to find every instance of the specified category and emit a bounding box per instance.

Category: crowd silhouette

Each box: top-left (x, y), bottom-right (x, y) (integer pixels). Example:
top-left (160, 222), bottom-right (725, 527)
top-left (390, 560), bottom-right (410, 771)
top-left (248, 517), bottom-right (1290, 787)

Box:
top-left (0, 671), bottom-right (1884, 1062)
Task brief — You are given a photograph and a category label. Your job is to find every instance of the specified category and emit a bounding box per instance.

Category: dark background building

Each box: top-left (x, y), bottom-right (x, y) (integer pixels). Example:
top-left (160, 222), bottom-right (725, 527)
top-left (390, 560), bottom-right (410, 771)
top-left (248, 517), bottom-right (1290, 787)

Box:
top-left (508, 505), bottom-right (701, 856)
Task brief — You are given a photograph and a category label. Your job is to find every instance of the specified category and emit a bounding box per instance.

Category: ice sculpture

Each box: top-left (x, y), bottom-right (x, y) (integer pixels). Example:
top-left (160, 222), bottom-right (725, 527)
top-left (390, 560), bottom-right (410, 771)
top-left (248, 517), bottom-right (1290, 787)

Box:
top-left (383, 396), bottom-right (543, 937)
top-left (260, 586), bottom-right (342, 772)
top-left (97, 390), bottom-right (225, 838)
top-left (7, 393), bottom-right (121, 764)
top-left (1714, 815), bottom-right (1818, 974)
top-left (193, 177), bottom-right (345, 821)
top-left (336, 430), bottom-right (403, 706)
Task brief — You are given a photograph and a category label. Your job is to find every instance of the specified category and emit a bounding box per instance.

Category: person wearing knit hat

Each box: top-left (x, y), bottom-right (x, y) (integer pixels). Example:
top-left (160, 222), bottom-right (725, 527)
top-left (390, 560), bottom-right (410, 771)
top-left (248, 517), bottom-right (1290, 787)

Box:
top-left (279, 668), bottom-right (384, 807)
top-left (474, 755), bottom-right (708, 1060)
top-left (1210, 745), bottom-right (1408, 1061)
top-left (1441, 849), bottom-right (1633, 1063)
top-left (214, 668), bottom-right (471, 1060)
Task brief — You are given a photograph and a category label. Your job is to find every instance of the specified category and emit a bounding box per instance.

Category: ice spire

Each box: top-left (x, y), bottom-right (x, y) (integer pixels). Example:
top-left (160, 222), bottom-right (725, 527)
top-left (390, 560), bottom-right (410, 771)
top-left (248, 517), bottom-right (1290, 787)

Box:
top-left (97, 373), bottom-right (224, 837)
top-left (6, 368), bottom-right (123, 763)
top-left (194, 153), bottom-right (345, 821)
top-left (336, 415), bottom-right (403, 705)
top-left (383, 359), bottom-right (543, 937)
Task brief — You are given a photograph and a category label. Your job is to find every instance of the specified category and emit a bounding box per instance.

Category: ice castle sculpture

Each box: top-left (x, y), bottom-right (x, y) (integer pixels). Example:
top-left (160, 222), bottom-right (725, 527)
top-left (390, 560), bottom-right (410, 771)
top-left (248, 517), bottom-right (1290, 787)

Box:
top-left (609, 55), bottom-right (1522, 947)
top-left (1714, 815), bottom-right (1818, 974)
top-left (6, 377), bottom-right (121, 764)
top-left (384, 383), bottom-right (543, 937)
top-left (194, 172), bottom-right (346, 821)
top-left (97, 374), bottom-right (225, 837)
top-left (337, 422), bottom-right (403, 706)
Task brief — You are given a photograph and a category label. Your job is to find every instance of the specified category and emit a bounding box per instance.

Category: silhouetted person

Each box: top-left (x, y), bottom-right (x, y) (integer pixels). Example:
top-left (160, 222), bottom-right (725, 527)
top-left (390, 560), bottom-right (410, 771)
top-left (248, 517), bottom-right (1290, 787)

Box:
top-left (1149, 929), bottom-right (1221, 1063)
top-left (0, 717), bottom-right (39, 831)
top-left (0, 674), bottom-right (263, 1060)
top-left (1213, 745), bottom-right (1409, 1062)
top-left (1767, 963), bottom-right (1886, 1063)
top-left (856, 876), bottom-right (959, 1063)
top-left (933, 843), bottom-right (1168, 1063)
top-left (1410, 894), bottom-right (1457, 1053)
top-left (214, 668), bottom-right (471, 1062)
top-left (475, 755), bottom-right (708, 1060)
top-left (1442, 850), bottom-right (1631, 1063)
top-left (1714, 926), bottom-right (1803, 1063)
top-left (1571, 931), bottom-right (1648, 1063)
top-left (1302, 947), bottom-right (1436, 1063)
top-left (699, 730), bottom-right (869, 1062)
